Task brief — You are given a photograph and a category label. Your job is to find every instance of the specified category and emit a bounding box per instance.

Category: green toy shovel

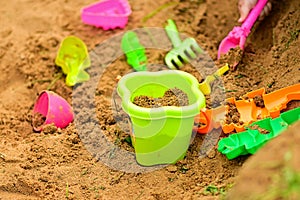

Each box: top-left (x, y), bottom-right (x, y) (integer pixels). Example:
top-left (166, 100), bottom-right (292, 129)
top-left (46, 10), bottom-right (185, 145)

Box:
top-left (164, 19), bottom-right (202, 69)
top-left (121, 31), bottom-right (147, 71)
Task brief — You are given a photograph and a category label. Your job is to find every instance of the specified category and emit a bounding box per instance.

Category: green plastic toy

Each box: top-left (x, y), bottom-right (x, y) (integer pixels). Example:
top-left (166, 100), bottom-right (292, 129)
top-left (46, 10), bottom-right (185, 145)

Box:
top-left (121, 31), bottom-right (147, 71)
top-left (117, 70), bottom-right (206, 166)
top-left (55, 36), bottom-right (91, 86)
top-left (164, 19), bottom-right (202, 69)
top-left (218, 107), bottom-right (300, 159)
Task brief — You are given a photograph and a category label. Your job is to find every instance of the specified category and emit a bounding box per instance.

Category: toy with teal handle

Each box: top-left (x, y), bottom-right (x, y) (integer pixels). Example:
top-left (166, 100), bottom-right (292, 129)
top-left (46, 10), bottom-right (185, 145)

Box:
top-left (218, 0), bottom-right (268, 59)
top-left (121, 31), bottom-right (147, 71)
top-left (55, 36), bottom-right (91, 86)
top-left (218, 107), bottom-right (300, 160)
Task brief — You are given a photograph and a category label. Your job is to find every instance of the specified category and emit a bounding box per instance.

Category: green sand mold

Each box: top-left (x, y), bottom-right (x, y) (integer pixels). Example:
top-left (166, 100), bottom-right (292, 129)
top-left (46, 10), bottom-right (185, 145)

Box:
top-left (218, 107), bottom-right (300, 160)
top-left (55, 36), bottom-right (91, 86)
top-left (121, 31), bottom-right (147, 71)
top-left (117, 70), bottom-right (206, 166)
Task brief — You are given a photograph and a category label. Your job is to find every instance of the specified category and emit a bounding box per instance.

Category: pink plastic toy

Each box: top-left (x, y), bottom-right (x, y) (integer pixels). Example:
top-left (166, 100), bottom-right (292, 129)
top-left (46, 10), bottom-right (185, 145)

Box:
top-left (32, 91), bottom-right (74, 132)
top-left (81, 0), bottom-right (132, 30)
top-left (217, 0), bottom-right (268, 58)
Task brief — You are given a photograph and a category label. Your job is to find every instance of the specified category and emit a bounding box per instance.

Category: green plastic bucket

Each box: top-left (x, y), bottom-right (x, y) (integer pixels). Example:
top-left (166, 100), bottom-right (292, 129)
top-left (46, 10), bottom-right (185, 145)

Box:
top-left (117, 70), bottom-right (206, 166)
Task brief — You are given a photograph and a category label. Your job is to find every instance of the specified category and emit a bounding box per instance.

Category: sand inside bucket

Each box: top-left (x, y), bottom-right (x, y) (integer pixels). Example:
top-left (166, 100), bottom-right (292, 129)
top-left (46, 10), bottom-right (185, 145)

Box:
top-left (132, 87), bottom-right (189, 108)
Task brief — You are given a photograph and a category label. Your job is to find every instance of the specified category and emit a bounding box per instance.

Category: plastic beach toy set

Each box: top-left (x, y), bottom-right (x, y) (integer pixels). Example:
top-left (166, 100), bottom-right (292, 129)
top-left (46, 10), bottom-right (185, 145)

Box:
top-left (31, 0), bottom-right (300, 167)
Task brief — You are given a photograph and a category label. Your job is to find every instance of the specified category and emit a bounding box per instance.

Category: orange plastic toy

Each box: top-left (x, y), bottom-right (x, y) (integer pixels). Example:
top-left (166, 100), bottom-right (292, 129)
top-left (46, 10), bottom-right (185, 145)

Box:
top-left (195, 83), bottom-right (300, 134)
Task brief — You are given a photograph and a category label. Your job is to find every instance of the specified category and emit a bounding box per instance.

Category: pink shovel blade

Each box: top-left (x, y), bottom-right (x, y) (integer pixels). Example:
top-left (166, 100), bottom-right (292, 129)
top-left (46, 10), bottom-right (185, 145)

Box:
top-left (217, 26), bottom-right (248, 59)
top-left (217, 0), bottom-right (268, 59)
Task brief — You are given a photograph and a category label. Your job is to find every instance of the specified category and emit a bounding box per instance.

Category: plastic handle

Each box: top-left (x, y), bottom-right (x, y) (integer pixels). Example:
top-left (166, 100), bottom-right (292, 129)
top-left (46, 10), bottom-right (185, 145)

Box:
top-left (199, 64), bottom-right (229, 93)
top-left (241, 0), bottom-right (268, 33)
top-left (165, 19), bottom-right (182, 48)
top-left (195, 109), bottom-right (213, 134)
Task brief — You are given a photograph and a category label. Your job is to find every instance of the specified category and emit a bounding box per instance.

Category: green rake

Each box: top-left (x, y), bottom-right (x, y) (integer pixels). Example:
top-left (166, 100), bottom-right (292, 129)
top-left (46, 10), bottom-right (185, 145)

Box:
top-left (164, 19), bottom-right (202, 69)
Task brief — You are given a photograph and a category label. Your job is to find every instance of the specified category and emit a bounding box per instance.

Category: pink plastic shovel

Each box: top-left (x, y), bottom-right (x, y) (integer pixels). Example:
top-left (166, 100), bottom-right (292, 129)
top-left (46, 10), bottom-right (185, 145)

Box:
top-left (217, 0), bottom-right (268, 59)
top-left (32, 91), bottom-right (74, 132)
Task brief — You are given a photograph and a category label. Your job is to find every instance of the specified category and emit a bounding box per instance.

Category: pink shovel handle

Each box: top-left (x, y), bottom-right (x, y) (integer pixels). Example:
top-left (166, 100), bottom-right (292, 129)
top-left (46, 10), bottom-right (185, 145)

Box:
top-left (241, 0), bottom-right (268, 34)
